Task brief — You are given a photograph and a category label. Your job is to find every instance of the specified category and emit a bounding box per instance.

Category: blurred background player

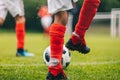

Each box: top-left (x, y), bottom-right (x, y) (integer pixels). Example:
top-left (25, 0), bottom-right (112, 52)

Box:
top-left (46, 0), bottom-right (100, 80)
top-left (38, 5), bottom-right (52, 35)
top-left (0, 0), bottom-right (34, 56)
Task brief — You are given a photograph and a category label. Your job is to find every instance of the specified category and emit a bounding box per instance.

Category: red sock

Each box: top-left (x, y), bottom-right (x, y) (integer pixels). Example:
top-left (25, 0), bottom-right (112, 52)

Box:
top-left (71, 30), bottom-right (86, 45)
top-left (48, 24), bottom-right (66, 76)
top-left (71, 0), bottom-right (100, 45)
top-left (15, 22), bottom-right (25, 49)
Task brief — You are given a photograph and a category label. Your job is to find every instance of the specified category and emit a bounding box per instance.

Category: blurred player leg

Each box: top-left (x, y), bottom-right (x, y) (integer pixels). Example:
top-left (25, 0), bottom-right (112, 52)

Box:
top-left (5, 0), bottom-right (34, 56)
top-left (41, 15), bottom-right (52, 35)
top-left (38, 5), bottom-right (52, 36)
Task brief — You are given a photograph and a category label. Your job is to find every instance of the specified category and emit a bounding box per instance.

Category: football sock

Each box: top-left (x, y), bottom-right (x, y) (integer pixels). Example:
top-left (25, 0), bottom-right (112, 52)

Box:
top-left (17, 48), bottom-right (24, 53)
top-left (48, 24), bottom-right (66, 76)
top-left (15, 22), bottom-right (25, 50)
top-left (71, 0), bottom-right (100, 45)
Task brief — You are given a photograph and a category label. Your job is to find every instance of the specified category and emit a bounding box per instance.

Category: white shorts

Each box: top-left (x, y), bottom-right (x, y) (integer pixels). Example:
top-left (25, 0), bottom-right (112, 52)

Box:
top-left (41, 15), bottom-right (52, 28)
top-left (47, 0), bottom-right (73, 14)
top-left (0, 0), bottom-right (24, 20)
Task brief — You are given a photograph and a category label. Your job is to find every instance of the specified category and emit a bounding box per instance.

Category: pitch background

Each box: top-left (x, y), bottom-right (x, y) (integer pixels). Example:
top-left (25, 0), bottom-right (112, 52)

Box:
top-left (0, 24), bottom-right (120, 80)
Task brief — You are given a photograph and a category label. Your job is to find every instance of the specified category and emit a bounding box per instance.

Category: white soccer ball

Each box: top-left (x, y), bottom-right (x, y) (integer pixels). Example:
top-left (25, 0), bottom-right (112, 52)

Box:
top-left (43, 45), bottom-right (71, 69)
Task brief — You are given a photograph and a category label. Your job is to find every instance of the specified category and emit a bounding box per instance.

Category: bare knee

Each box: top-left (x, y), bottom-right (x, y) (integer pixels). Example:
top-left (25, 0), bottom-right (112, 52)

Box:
top-left (54, 11), bottom-right (68, 26)
top-left (15, 15), bottom-right (25, 23)
top-left (0, 18), bottom-right (4, 26)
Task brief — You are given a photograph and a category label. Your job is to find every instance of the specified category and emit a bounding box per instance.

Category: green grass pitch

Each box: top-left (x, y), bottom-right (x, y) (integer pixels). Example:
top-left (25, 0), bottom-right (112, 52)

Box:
top-left (0, 28), bottom-right (120, 80)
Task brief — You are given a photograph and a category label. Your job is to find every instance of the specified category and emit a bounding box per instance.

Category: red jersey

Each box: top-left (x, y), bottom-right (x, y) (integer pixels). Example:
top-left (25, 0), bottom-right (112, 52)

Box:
top-left (38, 5), bottom-right (51, 18)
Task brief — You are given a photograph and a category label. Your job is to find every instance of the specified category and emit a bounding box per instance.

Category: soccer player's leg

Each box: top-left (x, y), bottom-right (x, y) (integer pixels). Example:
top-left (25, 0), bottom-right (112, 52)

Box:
top-left (15, 16), bottom-right (34, 57)
top-left (46, 0), bottom-right (73, 79)
top-left (46, 11), bottom-right (69, 80)
top-left (7, 0), bottom-right (34, 56)
top-left (66, 0), bottom-right (100, 54)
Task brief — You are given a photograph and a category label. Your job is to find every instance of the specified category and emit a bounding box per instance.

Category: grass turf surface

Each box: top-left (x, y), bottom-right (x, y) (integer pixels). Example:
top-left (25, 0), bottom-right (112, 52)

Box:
top-left (0, 29), bottom-right (120, 80)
